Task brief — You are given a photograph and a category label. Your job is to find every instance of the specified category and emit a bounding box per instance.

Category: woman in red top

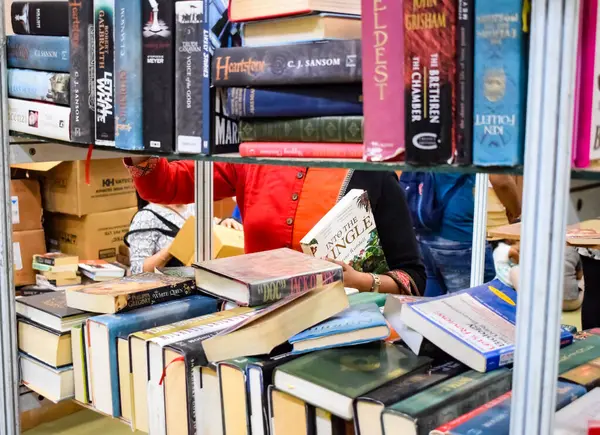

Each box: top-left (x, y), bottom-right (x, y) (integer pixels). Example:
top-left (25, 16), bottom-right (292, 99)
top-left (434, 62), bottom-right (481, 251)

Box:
top-left (126, 157), bottom-right (426, 295)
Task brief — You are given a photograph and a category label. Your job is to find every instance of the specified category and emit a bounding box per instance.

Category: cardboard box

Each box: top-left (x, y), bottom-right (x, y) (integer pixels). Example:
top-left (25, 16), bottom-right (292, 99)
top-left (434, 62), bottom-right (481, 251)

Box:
top-left (10, 179), bottom-right (43, 231)
top-left (12, 159), bottom-right (137, 216)
top-left (13, 229), bottom-right (46, 286)
top-left (45, 207), bottom-right (137, 261)
top-left (214, 197), bottom-right (237, 220)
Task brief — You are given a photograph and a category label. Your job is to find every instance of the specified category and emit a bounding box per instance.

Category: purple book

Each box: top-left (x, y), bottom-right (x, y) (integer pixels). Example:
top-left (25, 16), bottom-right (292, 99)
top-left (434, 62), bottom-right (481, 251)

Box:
top-left (361, 0), bottom-right (405, 162)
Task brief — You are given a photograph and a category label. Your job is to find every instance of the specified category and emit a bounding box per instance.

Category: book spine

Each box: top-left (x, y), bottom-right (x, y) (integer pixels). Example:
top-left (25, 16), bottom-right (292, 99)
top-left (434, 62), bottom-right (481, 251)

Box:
top-left (433, 391), bottom-right (511, 432)
top-left (7, 35), bottom-right (70, 72)
top-left (361, 0), bottom-right (405, 162)
top-left (122, 281), bottom-right (196, 312)
top-left (174, 0), bottom-right (205, 154)
top-left (404, 0), bottom-right (456, 165)
top-left (573, 0), bottom-right (591, 168)
top-left (95, 0), bottom-right (116, 146)
top-left (226, 86), bottom-right (363, 118)
top-left (7, 69), bottom-right (70, 105)
top-left (210, 87), bottom-right (240, 154)
top-left (239, 143), bottom-right (364, 158)
top-left (8, 98), bottom-right (71, 141)
top-left (11, 1), bottom-right (69, 36)
top-left (239, 116), bottom-right (364, 143)
top-left (211, 40), bottom-right (362, 87)
top-left (455, 0), bottom-right (475, 164)
top-left (473, 0), bottom-right (527, 166)
top-left (69, 0), bottom-right (95, 144)
top-left (114, 0), bottom-right (143, 150)
top-left (142, 0), bottom-right (175, 153)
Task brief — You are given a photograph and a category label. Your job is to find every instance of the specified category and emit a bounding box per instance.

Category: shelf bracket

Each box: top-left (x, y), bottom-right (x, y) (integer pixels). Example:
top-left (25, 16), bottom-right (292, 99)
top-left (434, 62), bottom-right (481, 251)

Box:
top-left (195, 161), bottom-right (214, 262)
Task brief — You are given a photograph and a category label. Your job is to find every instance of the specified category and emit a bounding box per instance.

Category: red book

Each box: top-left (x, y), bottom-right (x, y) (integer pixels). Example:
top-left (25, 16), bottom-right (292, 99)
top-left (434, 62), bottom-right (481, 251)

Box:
top-left (239, 142), bottom-right (364, 159)
top-left (228, 0), bottom-right (360, 22)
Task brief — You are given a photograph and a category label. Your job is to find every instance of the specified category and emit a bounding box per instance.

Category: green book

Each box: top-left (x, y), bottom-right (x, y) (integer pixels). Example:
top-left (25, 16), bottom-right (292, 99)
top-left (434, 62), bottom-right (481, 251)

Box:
top-left (559, 357), bottom-right (600, 391)
top-left (273, 343), bottom-right (432, 420)
top-left (558, 335), bottom-right (600, 374)
top-left (382, 368), bottom-right (513, 435)
top-left (348, 292), bottom-right (388, 308)
top-left (239, 116), bottom-right (364, 143)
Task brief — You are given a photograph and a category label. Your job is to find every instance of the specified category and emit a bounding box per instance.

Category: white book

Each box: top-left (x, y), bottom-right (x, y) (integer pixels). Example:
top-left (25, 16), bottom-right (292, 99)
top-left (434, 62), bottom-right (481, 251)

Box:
top-left (383, 294), bottom-right (425, 354)
top-left (555, 388), bottom-right (600, 434)
top-left (8, 98), bottom-right (71, 141)
top-left (19, 353), bottom-right (74, 403)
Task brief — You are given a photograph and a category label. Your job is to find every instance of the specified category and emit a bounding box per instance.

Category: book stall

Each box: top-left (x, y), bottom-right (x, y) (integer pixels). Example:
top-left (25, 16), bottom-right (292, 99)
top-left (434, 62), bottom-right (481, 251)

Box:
top-left (1, 0), bottom-right (600, 434)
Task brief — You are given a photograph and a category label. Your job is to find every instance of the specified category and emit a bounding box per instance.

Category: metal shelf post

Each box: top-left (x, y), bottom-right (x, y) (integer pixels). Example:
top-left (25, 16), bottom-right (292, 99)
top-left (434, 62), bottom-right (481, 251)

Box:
top-left (470, 174), bottom-right (489, 287)
top-left (195, 161), bottom-right (214, 262)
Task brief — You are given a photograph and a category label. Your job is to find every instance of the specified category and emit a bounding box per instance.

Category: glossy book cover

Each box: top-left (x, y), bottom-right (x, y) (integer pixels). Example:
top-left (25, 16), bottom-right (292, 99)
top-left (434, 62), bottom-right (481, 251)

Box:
top-left (8, 69), bottom-right (69, 105)
top-left (7, 35), bottom-right (70, 72)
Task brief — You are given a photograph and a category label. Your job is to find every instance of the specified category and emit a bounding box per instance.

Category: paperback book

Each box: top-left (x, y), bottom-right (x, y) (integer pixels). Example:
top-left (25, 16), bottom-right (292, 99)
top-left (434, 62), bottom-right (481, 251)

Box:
top-left (7, 69), bottom-right (69, 105)
top-left (95, 0), bottom-right (116, 146)
top-left (7, 35), bottom-right (70, 72)
top-left (8, 98), bottom-right (71, 141)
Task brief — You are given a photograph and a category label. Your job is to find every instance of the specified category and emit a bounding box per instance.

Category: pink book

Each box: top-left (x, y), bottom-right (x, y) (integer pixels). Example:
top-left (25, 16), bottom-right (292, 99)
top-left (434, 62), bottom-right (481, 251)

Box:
top-left (361, 0), bottom-right (405, 162)
top-left (239, 142), bottom-right (364, 159)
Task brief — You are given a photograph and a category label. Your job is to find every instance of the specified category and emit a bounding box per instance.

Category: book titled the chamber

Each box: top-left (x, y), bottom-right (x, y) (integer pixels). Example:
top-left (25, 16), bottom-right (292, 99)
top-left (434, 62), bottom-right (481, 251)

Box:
top-left (7, 35), bottom-right (69, 72)
top-left (95, 0), bottom-right (116, 146)
top-left (11, 1), bottom-right (69, 36)
top-left (8, 69), bottom-right (69, 105)
top-left (8, 98), bottom-right (71, 141)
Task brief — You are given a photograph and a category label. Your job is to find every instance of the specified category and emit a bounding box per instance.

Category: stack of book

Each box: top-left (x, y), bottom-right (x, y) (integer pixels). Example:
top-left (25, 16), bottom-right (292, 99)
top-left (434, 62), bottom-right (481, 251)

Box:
top-left (32, 253), bottom-right (81, 290)
top-left (78, 260), bottom-right (126, 282)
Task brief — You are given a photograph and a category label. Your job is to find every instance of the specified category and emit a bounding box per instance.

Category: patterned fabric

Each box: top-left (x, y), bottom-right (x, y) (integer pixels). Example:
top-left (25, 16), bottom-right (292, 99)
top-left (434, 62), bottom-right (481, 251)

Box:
top-left (385, 270), bottom-right (418, 295)
top-left (578, 247), bottom-right (600, 260)
top-left (127, 156), bottom-right (159, 178)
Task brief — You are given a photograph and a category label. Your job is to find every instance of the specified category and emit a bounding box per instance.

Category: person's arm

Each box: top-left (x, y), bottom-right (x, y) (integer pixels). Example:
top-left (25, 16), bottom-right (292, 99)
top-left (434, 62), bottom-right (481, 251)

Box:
top-left (489, 174), bottom-right (522, 223)
top-left (141, 248), bottom-right (172, 272)
top-left (128, 213), bottom-right (167, 274)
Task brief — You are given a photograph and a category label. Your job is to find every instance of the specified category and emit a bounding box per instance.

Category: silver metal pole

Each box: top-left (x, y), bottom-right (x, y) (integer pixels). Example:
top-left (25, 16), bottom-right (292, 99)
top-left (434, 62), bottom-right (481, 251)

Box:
top-left (0, 0), bottom-right (20, 432)
top-left (194, 161), bottom-right (214, 262)
top-left (470, 173), bottom-right (488, 287)
top-left (510, 0), bottom-right (577, 433)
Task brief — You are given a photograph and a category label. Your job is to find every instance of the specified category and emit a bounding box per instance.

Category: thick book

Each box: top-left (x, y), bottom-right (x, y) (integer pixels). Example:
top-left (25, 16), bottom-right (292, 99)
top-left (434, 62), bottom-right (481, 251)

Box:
top-left (19, 352), bottom-right (74, 403)
top-left (142, 0), bottom-right (175, 152)
top-left (554, 387), bottom-right (600, 435)
top-left (355, 361), bottom-right (466, 435)
top-left (269, 387), bottom-right (315, 435)
top-left (86, 295), bottom-right (217, 417)
top-left (95, 0), bottom-right (116, 146)
top-left (472, 0), bottom-right (527, 166)
top-left (400, 279), bottom-right (574, 372)
top-left (227, 86), bottom-right (363, 118)
top-left (362, 0), bottom-right (405, 162)
top-left (300, 189), bottom-right (389, 274)
top-left (114, 0), bottom-right (143, 150)
top-left (558, 335), bottom-right (600, 374)
top-left (432, 381), bottom-right (586, 435)
top-left (212, 40), bottom-right (362, 87)
top-left (65, 272), bottom-right (197, 314)
top-left (289, 302), bottom-right (389, 354)
top-left (7, 35), bottom-right (70, 72)
top-left (17, 318), bottom-right (72, 368)
top-left (228, 0), bottom-right (360, 22)
top-left (69, 0), bottom-right (95, 144)
top-left (194, 247), bottom-right (342, 306)
top-left (239, 142), bottom-right (364, 158)
top-left (273, 343), bottom-right (432, 420)
top-left (455, 0), bottom-right (475, 164)
top-left (239, 116), bottom-right (363, 143)
top-left (71, 323), bottom-right (89, 403)
top-left (8, 98), bottom-right (71, 141)
top-left (11, 1), bottom-right (69, 36)
top-left (219, 357), bottom-right (259, 435)
top-left (559, 356), bottom-right (600, 391)
top-left (7, 69), bottom-right (69, 105)
top-left (381, 368), bottom-right (512, 435)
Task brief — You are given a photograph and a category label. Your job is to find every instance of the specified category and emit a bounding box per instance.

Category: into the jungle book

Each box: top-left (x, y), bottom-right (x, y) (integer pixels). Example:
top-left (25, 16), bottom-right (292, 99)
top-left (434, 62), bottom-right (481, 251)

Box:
top-left (300, 189), bottom-right (389, 274)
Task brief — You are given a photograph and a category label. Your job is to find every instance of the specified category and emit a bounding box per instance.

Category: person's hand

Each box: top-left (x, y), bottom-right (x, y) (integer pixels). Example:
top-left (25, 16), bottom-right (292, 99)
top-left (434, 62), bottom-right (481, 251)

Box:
top-left (328, 259), bottom-right (371, 292)
top-left (220, 218), bottom-right (243, 231)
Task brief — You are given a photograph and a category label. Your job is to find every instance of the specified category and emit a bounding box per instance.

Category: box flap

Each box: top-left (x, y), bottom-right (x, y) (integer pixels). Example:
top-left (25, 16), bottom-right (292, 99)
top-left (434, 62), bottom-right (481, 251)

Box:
top-left (169, 216), bottom-right (196, 266)
top-left (11, 162), bottom-right (63, 171)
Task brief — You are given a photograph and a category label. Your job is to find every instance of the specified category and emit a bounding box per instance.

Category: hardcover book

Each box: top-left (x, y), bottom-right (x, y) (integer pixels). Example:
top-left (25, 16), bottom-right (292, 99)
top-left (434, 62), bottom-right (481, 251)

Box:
top-left (228, 0), bottom-right (361, 22)
top-left (219, 357), bottom-right (259, 435)
top-left (8, 98), bottom-right (71, 141)
top-left (300, 189), bottom-right (389, 274)
top-left (554, 387), bottom-right (600, 434)
top-left (559, 356), bottom-right (600, 390)
top-left (404, 0), bottom-right (456, 164)
top-left (472, 0), bottom-right (527, 166)
top-left (211, 39), bottom-right (362, 87)
top-left (11, 1), bottom-right (69, 36)
top-left (362, 0), bottom-right (405, 162)
top-left (7, 69), bottom-right (69, 105)
top-left (94, 0), bottom-right (116, 146)
top-left (558, 335), bottom-right (600, 374)
top-left (17, 318), bottom-right (72, 368)
top-left (239, 142), bottom-right (364, 158)
top-left (269, 387), bottom-right (315, 435)
top-left (194, 247), bottom-right (343, 306)
top-left (7, 35), bottom-right (70, 72)
top-left (456, 0), bottom-right (475, 164)
top-left (227, 86), bottom-right (362, 118)
top-left (114, 0), bottom-right (143, 150)
top-left (65, 272), bottom-right (197, 314)
top-left (71, 324), bottom-right (89, 403)
top-left (69, 0), bottom-right (95, 144)
top-left (20, 352), bottom-right (74, 403)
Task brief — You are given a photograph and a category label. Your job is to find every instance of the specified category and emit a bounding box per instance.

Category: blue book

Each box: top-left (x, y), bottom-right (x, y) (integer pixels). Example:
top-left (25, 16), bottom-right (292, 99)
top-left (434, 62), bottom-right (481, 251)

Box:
top-left (114, 0), bottom-right (143, 150)
top-left (289, 303), bottom-right (389, 354)
top-left (7, 69), bottom-right (70, 105)
top-left (439, 381), bottom-right (586, 434)
top-left (400, 279), bottom-right (573, 372)
top-left (7, 35), bottom-right (69, 72)
top-left (227, 85), bottom-right (363, 118)
top-left (86, 295), bottom-right (217, 417)
top-left (472, 0), bottom-right (527, 166)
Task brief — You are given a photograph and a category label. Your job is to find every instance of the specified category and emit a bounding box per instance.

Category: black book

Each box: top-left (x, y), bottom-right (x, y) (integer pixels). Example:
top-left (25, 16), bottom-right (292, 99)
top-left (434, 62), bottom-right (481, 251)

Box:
top-left (11, 1), bottom-right (69, 36)
top-left (94, 0), bottom-right (115, 146)
top-left (16, 291), bottom-right (91, 333)
top-left (455, 0), bottom-right (475, 164)
top-left (210, 87), bottom-right (240, 154)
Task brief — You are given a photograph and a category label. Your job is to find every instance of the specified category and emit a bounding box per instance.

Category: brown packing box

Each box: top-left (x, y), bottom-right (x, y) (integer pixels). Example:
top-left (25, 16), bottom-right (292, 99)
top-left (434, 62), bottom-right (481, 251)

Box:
top-left (12, 159), bottom-right (137, 216)
top-left (214, 197), bottom-right (237, 220)
top-left (487, 219), bottom-right (600, 248)
top-left (10, 179), bottom-right (43, 231)
top-left (45, 208), bottom-right (137, 261)
top-left (13, 229), bottom-right (46, 286)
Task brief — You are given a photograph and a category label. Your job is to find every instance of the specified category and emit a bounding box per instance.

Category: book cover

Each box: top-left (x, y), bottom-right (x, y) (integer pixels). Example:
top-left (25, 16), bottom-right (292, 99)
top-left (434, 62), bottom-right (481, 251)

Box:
top-left (554, 387), bottom-right (600, 434)
top-left (227, 85), bottom-right (363, 118)
top-left (7, 69), bottom-right (69, 105)
top-left (348, 291), bottom-right (388, 307)
top-left (156, 266), bottom-right (196, 279)
top-left (404, 0), bottom-right (456, 164)
top-left (142, 0), bottom-right (175, 152)
top-left (8, 98), bottom-right (71, 142)
top-left (211, 39), bottom-right (362, 87)
top-left (95, 0), bottom-right (116, 146)
top-left (558, 335), bottom-right (600, 374)
top-left (16, 291), bottom-right (86, 319)
top-left (472, 0), bottom-right (527, 166)
top-left (300, 189), bottom-right (390, 274)
top-left (11, 1), bottom-right (69, 36)
top-left (7, 35), bottom-right (70, 72)
top-left (456, 0), bottom-right (475, 164)
top-left (114, 0), bottom-right (143, 150)
top-left (362, 0), bottom-right (405, 162)
top-left (88, 295), bottom-right (217, 417)
top-left (33, 253), bottom-right (78, 267)
top-left (69, 0), bottom-right (95, 144)
top-left (239, 116), bottom-right (363, 143)
top-left (559, 356), bottom-right (600, 390)
top-left (239, 142), bottom-right (364, 158)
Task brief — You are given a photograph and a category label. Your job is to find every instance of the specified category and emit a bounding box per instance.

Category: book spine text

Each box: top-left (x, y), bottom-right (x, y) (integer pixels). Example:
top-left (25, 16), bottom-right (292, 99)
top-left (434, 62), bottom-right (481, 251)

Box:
top-left (8, 69), bottom-right (70, 105)
top-left (456, 0), bottom-right (475, 164)
top-left (8, 98), bottom-right (71, 141)
top-left (95, 0), bottom-right (116, 146)
top-left (7, 35), bottom-right (70, 72)
top-left (239, 143), bottom-right (364, 158)
top-left (11, 1), bottom-right (69, 36)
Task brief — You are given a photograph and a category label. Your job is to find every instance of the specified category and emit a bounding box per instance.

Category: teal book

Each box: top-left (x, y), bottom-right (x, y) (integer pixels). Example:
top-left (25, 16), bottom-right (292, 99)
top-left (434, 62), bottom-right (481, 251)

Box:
top-left (348, 292), bottom-right (388, 308)
top-left (558, 335), bottom-right (600, 374)
top-left (289, 303), bottom-right (389, 354)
